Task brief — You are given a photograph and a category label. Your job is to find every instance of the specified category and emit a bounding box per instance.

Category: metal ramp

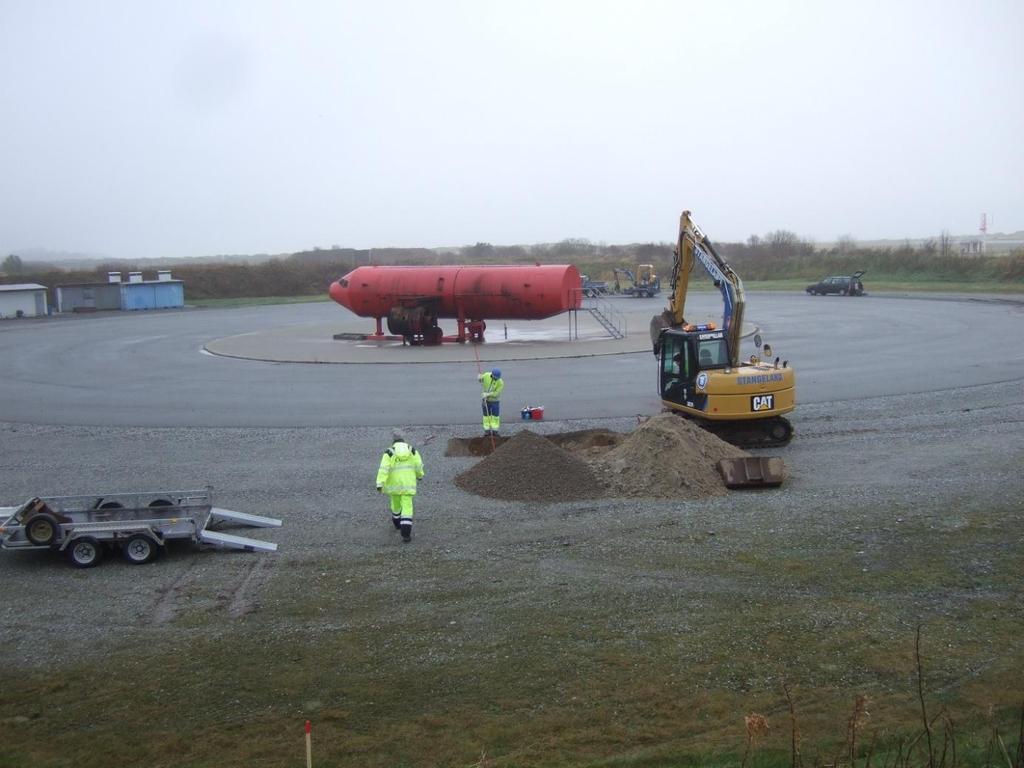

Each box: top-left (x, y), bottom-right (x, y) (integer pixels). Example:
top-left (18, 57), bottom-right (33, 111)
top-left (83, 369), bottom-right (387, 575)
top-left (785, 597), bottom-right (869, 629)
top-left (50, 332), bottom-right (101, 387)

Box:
top-left (582, 297), bottom-right (626, 339)
top-left (200, 507), bottom-right (282, 552)
top-left (209, 508), bottom-right (282, 528)
top-left (199, 529), bottom-right (279, 552)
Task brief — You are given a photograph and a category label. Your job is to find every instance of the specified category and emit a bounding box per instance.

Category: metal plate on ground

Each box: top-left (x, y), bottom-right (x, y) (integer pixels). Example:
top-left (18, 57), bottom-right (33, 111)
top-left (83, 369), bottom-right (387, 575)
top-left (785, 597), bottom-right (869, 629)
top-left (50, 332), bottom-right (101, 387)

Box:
top-left (717, 457), bottom-right (786, 489)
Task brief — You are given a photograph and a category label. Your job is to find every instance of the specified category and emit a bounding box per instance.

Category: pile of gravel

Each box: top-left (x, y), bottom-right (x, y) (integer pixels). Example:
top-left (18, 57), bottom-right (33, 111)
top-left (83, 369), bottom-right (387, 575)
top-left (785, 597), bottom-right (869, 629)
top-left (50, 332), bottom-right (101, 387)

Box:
top-left (591, 412), bottom-right (747, 499)
top-left (454, 430), bottom-right (604, 502)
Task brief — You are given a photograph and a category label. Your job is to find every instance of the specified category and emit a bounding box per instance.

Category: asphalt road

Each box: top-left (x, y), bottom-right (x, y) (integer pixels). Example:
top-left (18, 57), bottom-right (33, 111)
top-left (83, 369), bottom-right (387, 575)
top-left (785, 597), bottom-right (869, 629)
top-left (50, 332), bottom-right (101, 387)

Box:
top-left (0, 292), bottom-right (1021, 428)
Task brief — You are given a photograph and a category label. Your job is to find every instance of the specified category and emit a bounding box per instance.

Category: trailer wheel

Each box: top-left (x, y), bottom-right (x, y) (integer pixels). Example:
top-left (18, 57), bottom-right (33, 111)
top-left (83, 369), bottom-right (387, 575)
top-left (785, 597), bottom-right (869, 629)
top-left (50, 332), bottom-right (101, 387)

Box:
top-left (122, 534), bottom-right (158, 565)
top-left (25, 513), bottom-right (60, 547)
top-left (67, 537), bottom-right (104, 568)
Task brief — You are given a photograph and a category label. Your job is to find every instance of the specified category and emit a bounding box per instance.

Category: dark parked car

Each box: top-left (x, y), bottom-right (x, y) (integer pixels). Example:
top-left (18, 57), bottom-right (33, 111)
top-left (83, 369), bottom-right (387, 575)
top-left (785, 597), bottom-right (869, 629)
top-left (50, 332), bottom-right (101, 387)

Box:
top-left (806, 270), bottom-right (866, 296)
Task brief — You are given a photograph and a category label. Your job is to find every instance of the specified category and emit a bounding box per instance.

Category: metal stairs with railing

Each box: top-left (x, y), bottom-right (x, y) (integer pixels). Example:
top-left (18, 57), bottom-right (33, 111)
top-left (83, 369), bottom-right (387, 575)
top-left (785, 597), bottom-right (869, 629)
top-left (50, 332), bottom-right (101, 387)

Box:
top-left (582, 296), bottom-right (626, 339)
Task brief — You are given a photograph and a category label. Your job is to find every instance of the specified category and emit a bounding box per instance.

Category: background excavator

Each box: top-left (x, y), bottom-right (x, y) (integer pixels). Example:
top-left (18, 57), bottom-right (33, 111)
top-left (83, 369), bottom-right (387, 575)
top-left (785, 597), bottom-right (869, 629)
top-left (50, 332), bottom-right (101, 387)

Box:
top-left (649, 211), bottom-right (795, 447)
top-left (613, 264), bottom-right (661, 297)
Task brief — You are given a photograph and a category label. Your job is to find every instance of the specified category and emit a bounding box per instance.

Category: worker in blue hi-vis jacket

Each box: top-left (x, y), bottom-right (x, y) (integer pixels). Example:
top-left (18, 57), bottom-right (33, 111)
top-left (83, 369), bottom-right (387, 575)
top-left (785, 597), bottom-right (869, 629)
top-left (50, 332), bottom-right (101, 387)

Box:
top-left (375, 429), bottom-right (425, 542)
top-left (478, 368), bottom-right (504, 436)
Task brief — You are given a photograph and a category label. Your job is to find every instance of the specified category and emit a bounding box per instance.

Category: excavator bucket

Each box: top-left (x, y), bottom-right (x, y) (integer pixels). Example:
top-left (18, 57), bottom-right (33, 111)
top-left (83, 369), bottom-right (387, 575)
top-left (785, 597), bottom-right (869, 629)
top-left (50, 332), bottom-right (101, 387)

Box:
top-left (717, 457), bottom-right (786, 489)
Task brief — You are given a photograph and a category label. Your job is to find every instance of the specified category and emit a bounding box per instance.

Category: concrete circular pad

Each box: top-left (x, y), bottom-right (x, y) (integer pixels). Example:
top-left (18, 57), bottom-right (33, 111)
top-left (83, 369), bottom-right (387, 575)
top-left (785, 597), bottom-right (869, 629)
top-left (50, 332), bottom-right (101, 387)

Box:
top-left (202, 298), bottom-right (724, 363)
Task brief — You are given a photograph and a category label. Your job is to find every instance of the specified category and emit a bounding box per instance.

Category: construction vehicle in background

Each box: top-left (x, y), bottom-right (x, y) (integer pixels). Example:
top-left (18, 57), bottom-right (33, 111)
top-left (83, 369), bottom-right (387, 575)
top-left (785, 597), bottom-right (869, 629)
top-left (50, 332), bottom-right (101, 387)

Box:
top-left (580, 274), bottom-right (610, 297)
top-left (612, 264), bottom-right (661, 297)
top-left (636, 264), bottom-right (660, 295)
top-left (649, 211), bottom-right (795, 447)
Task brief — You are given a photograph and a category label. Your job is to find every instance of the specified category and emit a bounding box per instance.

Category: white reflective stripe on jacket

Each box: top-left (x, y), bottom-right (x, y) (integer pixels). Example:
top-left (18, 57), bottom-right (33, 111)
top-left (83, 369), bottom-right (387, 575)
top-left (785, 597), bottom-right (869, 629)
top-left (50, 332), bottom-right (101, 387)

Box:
top-left (376, 441), bottom-right (425, 495)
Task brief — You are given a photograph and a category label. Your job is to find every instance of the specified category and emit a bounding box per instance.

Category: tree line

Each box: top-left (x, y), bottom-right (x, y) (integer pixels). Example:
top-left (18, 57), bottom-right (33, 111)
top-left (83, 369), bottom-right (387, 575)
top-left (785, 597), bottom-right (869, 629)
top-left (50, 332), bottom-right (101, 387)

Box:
top-left (2, 232), bottom-right (1021, 301)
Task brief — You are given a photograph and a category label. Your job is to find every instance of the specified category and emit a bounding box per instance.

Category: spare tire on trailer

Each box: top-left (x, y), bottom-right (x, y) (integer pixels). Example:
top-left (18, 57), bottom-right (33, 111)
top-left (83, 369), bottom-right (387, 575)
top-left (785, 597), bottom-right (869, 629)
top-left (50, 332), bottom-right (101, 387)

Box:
top-left (25, 513), bottom-right (61, 547)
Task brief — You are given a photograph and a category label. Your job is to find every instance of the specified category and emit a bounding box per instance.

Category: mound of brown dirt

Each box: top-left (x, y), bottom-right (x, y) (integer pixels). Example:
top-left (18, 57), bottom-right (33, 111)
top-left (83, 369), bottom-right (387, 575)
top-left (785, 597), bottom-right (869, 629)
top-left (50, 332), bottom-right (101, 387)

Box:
top-left (454, 430), bottom-right (604, 502)
top-left (591, 413), bottom-right (748, 499)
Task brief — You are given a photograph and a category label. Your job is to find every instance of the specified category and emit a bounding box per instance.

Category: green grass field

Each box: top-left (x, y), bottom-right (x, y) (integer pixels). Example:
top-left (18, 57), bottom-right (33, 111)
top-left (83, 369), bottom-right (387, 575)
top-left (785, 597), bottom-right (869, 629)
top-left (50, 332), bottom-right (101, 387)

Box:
top-left (739, 279), bottom-right (1023, 293)
top-left (186, 282), bottom-right (1023, 310)
top-left (2, 502), bottom-right (1021, 767)
top-left (188, 294), bottom-right (333, 308)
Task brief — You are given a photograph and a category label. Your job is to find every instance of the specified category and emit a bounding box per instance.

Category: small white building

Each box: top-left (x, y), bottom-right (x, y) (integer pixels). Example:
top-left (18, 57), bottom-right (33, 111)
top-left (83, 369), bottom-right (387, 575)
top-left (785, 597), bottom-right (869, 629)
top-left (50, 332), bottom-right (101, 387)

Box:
top-left (0, 283), bottom-right (49, 319)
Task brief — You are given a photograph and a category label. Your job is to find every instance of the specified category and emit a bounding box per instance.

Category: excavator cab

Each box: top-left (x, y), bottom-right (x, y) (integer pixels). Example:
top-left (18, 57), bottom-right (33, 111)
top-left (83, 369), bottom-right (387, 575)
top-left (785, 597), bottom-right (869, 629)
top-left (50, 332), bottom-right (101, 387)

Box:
top-left (658, 326), bottom-right (729, 410)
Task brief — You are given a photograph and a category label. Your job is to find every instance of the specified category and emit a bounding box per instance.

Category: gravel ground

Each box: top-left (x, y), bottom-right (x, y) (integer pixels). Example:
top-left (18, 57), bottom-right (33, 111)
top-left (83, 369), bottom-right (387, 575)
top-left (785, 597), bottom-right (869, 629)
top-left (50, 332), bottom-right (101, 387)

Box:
top-left (1, 378), bottom-right (1021, 675)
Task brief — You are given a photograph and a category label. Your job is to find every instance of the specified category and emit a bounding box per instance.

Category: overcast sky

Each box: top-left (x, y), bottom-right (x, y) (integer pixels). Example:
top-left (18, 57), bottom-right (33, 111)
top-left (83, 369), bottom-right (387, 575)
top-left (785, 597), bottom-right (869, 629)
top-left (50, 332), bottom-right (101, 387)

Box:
top-left (1, 1), bottom-right (1021, 260)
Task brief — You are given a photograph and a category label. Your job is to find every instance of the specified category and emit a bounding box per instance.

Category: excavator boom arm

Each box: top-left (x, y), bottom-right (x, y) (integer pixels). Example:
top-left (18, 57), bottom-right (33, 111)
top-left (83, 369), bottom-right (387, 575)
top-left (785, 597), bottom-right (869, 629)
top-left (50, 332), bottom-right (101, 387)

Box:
top-left (667, 213), bottom-right (693, 326)
top-left (667, 210), bottom-right (746, 367)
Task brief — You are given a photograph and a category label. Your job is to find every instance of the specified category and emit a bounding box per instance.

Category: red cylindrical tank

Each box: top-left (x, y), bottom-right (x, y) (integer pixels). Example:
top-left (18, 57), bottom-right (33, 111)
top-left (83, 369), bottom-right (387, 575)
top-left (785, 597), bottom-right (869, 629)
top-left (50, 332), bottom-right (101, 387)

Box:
top-left (329, 265), bottom-right (582, 320)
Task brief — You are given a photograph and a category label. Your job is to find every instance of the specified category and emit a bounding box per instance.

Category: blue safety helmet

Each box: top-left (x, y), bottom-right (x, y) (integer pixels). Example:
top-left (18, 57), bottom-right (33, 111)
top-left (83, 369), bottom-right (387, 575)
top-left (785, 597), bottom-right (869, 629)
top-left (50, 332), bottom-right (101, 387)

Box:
top-left (491, 368), bottom-right (501, 379)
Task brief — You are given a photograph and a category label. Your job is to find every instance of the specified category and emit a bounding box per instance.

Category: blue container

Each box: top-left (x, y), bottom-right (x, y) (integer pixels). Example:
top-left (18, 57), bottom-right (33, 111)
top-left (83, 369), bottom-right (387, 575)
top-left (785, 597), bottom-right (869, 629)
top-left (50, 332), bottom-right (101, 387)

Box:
top-left (120, 281), bottom-right (184, 310)
top-left (521, 407), bottom-right (530, 420)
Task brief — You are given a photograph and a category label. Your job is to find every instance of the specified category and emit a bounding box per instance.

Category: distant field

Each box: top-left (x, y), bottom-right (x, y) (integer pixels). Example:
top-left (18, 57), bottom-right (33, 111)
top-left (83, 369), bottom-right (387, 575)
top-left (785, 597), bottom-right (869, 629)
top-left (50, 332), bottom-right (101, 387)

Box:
top-left (737, 279), bottom-right (1023, 293)
top-left (189, 294), bottom-right (333, 308)
top-left (187, 282), bottom-right (1023, 310)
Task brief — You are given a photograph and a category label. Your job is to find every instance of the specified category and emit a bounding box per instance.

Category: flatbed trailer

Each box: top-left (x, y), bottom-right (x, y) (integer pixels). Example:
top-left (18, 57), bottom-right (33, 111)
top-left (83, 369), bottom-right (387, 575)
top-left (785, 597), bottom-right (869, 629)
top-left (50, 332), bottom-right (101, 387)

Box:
top-left (0, 488), bottom-right (281, 568)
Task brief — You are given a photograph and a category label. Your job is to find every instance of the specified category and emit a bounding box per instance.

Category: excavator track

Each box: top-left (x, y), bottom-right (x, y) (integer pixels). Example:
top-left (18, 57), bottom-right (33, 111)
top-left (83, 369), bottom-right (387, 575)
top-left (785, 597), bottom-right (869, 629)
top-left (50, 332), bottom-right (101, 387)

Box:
top-left (684, 414), bottom-right (794, 449)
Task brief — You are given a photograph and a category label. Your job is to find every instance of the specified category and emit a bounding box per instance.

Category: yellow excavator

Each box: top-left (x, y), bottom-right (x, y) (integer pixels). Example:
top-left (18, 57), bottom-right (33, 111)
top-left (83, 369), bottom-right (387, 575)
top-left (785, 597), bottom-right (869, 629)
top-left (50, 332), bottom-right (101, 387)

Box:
top-left (649, 210), bottom-right (795, 447)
